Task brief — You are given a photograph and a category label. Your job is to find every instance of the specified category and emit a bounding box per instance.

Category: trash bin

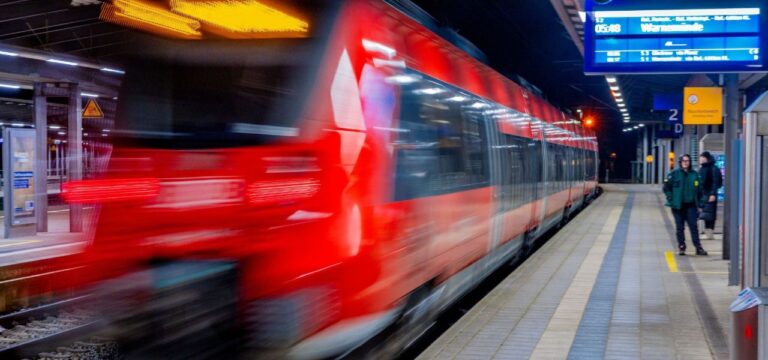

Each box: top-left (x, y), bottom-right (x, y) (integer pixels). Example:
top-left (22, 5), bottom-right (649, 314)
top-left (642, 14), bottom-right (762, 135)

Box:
top-left (730, 287), bottom-right (768, 359)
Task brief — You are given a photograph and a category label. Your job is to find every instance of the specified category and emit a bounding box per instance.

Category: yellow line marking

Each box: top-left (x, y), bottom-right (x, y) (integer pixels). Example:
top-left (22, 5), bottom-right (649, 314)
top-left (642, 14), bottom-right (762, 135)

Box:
top-left (665, 251), bottom-right (679, 273)
top-left (0, 240), bottom-right (41, 248)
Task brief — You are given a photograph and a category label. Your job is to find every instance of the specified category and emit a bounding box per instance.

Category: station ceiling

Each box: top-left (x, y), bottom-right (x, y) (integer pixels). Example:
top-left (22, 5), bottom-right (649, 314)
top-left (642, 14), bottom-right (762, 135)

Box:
top-left (0, 0), bottom-right (126, 62)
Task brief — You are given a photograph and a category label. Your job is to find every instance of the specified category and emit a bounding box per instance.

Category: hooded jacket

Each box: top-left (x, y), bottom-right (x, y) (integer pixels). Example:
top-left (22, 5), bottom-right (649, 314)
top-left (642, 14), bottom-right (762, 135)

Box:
top-left (698, 152), bottom-right (722, 202)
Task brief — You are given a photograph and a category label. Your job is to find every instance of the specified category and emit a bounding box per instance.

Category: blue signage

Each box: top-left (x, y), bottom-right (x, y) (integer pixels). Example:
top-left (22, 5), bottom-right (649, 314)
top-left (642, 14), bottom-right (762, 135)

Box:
top-left (585, 0), bottom-right (768, 73)
top-left (12, 179), bottom-right (29, 189)
top-left (653, 93), bottom-right (683, 138)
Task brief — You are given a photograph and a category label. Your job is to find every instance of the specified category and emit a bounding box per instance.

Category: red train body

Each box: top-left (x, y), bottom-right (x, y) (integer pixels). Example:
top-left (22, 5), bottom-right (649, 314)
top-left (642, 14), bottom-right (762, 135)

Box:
top-left (61, 0), bottom-right (598, 357)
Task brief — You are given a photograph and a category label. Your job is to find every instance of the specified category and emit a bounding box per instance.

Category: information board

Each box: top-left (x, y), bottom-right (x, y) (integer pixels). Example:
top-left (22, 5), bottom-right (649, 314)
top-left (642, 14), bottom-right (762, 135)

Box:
top-left (3, 128), bottom-right (36, 236)
top-left (585, 0), bottom-right (767, 74)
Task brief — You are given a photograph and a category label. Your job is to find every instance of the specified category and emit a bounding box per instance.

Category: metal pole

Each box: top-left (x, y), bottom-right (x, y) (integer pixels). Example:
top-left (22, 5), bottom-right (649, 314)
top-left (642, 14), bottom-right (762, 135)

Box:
top-left (724, 74), bottom-right (739, 283)
top-left (643, 127), bottom-right (649, 184)
top-left (68, 85), bottom-right (83, 232)
top-left (33, 83), bottom-right (48, 233)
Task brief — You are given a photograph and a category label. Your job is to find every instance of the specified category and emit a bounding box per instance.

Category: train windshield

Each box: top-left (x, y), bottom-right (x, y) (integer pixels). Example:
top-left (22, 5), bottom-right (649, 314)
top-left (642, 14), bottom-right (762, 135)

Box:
top-left (113, 2), bottom-right (337, 149)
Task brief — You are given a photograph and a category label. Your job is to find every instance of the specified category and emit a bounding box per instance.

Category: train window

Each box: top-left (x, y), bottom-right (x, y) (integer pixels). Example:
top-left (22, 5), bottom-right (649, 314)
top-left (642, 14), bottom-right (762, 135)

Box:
top-left (392, 73), bottom-right (490, 200)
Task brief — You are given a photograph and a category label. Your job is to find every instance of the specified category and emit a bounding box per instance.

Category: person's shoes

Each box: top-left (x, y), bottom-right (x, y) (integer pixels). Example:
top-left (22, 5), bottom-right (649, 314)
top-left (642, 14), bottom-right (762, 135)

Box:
top-left (696, 248), bottom-right (708, 256)
top-left (678, 247), bottom-right (686, 256)
top-left (704, 229), bottom-right (714, 240)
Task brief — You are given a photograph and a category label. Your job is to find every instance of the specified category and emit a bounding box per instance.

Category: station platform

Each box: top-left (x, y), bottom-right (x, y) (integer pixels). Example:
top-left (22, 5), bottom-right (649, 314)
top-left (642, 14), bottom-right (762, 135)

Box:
top-left (418, 184), bottom-right (737, 360)
top-left (0, 207), bottom-right (86, 266)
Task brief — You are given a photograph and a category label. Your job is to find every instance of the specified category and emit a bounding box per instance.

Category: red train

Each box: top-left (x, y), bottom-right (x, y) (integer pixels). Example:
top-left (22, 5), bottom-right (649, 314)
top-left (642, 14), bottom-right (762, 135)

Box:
top-left (62, 0), bottom-right (598, 358)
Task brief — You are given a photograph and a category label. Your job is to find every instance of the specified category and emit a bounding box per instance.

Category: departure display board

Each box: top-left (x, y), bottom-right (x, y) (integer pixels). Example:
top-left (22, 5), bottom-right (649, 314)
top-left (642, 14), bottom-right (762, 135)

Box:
top-left (584, 0), bottom-right (767, 74)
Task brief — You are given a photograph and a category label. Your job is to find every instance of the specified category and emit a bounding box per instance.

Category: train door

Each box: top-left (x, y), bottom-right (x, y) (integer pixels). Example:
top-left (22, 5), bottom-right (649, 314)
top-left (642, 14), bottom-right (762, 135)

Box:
top-left (486, 108), bottom-right (505, 255)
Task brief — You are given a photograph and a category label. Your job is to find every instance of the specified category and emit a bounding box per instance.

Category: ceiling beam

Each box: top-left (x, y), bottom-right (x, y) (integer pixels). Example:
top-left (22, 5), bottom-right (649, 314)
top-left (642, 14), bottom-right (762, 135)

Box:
top-left (549, 0), bottom-right (584, 56)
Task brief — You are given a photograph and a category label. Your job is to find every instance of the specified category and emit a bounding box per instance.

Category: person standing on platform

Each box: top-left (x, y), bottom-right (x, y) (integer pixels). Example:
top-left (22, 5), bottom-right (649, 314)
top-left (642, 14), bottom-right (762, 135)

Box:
top-left (663, 154), bottom-right (708, 256)
top-left (698, 151), bottom-right (722, 240)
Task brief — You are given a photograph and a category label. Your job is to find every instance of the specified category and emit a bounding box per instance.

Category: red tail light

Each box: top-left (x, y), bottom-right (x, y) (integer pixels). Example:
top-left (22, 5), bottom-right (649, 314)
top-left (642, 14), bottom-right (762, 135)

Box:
top-left (62, 178), bottom-right (161, 204)
top-left (246, 178), bottom-right (320, 206)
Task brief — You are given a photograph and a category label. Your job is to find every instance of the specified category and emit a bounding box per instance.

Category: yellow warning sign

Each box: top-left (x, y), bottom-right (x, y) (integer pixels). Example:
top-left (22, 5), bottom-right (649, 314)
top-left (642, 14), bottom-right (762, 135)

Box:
top-left (683, 87), bottom-right (723, 125)
top-left (82, 98), bottom-right (104, 118)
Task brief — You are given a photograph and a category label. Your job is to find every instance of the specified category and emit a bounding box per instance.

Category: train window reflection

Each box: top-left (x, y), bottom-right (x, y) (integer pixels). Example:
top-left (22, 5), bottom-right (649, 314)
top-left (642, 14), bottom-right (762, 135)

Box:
top-left (393, 74), bottom-right (489, 201)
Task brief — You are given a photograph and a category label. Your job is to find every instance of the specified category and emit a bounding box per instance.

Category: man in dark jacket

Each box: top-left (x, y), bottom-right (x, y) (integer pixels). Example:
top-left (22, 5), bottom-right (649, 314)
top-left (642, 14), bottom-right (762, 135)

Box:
top-left (698, 151), bottom-right (723, 240)
top-left (663, 154), bottom-right (707, 256)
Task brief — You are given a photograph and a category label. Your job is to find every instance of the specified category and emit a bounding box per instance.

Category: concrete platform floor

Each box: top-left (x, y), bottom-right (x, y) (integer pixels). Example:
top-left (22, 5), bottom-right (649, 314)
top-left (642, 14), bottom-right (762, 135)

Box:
top-left (0, 207), bottom-right (88, 266)
top-left (417, 184), bottom-right (738, 360)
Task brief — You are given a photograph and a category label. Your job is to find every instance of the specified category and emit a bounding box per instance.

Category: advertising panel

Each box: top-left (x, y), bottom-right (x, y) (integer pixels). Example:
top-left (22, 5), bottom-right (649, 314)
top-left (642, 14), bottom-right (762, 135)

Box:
top-left (3, 128), bottom-right (36, 231)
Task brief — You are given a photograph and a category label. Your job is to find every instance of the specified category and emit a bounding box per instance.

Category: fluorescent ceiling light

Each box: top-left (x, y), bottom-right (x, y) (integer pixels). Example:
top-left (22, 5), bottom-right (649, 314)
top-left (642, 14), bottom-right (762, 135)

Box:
top-left (610, 85), bottom-right (620, 91)
top-left (11, 123), bottom-right (24, 127)
top-left (0, 83), bottom-right (20, 89)
top-left (639, 124), bottom-right (645, 127)
top-left (578, 11), bottom-right (587, 23)
top-left (470, 102), bottom-right (489, 109)
top-left (81, 92), bottom-right (99, 98)
top-left (606, 76), bottom-right (617, 84)
top-left (47, 58), bottom-right (78, 66)
top-left (618, 103), bottom-right (626, 108)
top-left (0, 50), bottom-right (19, 57)
top-left (49, 125), bottom-right (61, 130)
top-left (100, 67), bottom-right (125, 74)
top-left (624, 120), bottom-right (630, 123)
top-left (620, 108), bottom-right (628, 113)
top-left (57, 131), bottom-right (66, 135)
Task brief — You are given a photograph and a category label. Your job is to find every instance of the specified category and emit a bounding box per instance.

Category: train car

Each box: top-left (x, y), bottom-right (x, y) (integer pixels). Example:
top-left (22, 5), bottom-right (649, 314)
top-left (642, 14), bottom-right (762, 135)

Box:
top-left (62, 0), bottom-right (598, 358)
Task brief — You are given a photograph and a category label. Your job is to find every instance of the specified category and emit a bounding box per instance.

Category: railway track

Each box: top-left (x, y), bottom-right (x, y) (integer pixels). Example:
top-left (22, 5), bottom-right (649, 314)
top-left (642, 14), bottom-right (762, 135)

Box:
top-left (0, 294), bottom-right (118, 359)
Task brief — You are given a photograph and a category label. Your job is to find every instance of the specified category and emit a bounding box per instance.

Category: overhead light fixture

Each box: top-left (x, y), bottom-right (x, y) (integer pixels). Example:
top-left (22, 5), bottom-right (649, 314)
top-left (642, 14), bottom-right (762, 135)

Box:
top-left (170, 0), bottom-right (309, 38)
top-left (446, 96), bottom-right (467, 102)
top-left (618, 103), bottom-right (626, 108)
top-left (633, 126), bottom-right (639, 129)
top-left (81, 92), bottom-right (99, 98)
top-left (11, 123), bottom-right (24, 127)
top-left (101, 67), bottom-right (125, 74)
top-left (623, 120), bottom-right (630, 123)
top-left (47, 58), bottom-right (78, 66)
top-left (470, 102), bottom-right (489, 109)
top-left (606, 76), bottom-right (617, 84)
top-left (639, 124), bottom-right (645, 127)
top-left (620, 109), bottom-right (628, 113)
top-left (616, 98), bottom-right (624, 103)
top-left (57, 131), bottom-right (66, 135)
top-left (49, 125), bottom-right (62, 130)
top-left (578, 11), bottom-right (587, 23)
top-left (0, 50), bottom-right (19, 57)
top-left (610, 85), bottom-right (620, 91)
top-left (0, 83), bottom-right (21, 89)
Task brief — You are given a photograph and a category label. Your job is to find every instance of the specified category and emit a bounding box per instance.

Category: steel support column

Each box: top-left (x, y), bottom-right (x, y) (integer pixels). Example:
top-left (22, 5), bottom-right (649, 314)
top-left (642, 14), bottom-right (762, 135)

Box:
top-left (67, 86), bottom-right (83, 232)
top-left (724, 74), bottom-right (739, 281)
top-left (33, 84), bottom-right (48, 233)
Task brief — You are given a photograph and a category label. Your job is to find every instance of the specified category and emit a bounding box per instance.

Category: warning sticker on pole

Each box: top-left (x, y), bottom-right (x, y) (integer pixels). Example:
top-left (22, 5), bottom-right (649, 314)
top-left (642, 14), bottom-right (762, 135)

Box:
top-left (82, 98), bottom-right (104, 118)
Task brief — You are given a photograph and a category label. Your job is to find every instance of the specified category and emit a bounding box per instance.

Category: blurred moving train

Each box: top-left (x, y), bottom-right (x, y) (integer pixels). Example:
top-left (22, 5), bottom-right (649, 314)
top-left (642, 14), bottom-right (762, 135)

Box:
top-left (62, 0), bottom-right (598, 358)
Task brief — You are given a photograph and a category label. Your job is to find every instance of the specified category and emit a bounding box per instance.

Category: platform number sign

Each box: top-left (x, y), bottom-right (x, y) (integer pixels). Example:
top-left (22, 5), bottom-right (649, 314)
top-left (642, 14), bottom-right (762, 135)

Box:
top-left (653, 93), bottom-right (683, 139)
top-left (669, 109), bottom-right (683, 136)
